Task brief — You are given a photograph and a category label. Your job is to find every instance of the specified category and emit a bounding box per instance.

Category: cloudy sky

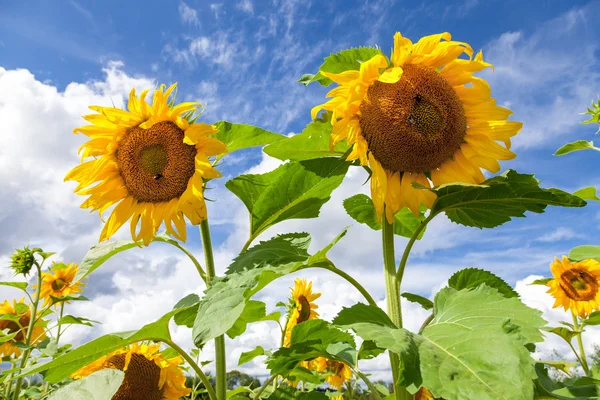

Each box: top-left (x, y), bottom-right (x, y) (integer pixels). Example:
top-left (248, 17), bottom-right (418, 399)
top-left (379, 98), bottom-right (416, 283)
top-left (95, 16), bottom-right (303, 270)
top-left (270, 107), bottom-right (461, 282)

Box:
top-left (1, 0), bottom-right (600, 382)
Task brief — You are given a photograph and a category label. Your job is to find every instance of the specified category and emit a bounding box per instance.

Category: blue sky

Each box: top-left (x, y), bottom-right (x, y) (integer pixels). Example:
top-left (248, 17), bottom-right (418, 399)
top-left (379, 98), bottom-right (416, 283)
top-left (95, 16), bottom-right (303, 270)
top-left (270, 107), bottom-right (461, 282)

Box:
top-left (1, 0), bottom-right (600, 379)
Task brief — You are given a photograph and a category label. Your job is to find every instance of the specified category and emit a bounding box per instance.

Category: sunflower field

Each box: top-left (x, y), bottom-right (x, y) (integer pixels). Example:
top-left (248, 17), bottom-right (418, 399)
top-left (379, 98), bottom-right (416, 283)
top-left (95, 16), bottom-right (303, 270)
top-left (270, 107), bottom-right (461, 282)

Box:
top-left (2, 29), bottom-right (600, 400)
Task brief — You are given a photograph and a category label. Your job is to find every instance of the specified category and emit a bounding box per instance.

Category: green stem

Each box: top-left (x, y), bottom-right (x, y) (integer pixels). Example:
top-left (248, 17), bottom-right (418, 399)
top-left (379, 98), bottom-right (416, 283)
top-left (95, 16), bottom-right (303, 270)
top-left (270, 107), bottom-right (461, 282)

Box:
top-left (165, 339), bottom-right (218, 400)
top-left (418, 313), bottom-right (434, 335)
top-left (253, 375), bottom-right (277, 400)
top-left (312, 262), bottom-right (378, 306)
top-left (572, 312), bottom-right (590, 376)
top-left (396, 214), bottom-right (433, 282)
top-left (382, 215), bottom-right (412, 400)
top-left (352, 367), bottom-right (382, 400)
top-left (12, 262), bottom-right (43, 400)
top-left (167, 240), bottom-right (207, 282)
top-left (200, 219), bottom-right (227, 400)
top-left (56, 303), bottom-right (65, 345)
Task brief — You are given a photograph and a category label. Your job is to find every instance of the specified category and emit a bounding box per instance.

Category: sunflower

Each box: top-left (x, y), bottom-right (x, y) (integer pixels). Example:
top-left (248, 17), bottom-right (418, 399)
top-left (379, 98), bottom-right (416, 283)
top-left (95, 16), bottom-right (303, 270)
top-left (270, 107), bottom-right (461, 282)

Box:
top-left (312, 32), bottom-right (522, 221)
top-left (71, 342), bottom-right (190, 400)
top-left (33, 262), bottom-right (85, 307)
top-left (415, 387), bottom-right (436, 400)
top-left (310, 357), bottom-right (353, 391)
top-left (546, 256), bottom-right (600, 318)
top-left (284, 278), bottom-right (321, 346)
top-left (65, 83), bottom-right (227, 245)
top-left (0, 298), bottom-right (47, 357)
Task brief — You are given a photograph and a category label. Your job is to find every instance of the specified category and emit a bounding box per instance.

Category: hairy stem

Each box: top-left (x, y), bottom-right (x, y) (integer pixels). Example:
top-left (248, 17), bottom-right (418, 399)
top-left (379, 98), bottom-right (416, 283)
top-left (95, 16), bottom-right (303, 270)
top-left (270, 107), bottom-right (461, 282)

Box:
top-left (572, 311), bottom-right (590, 376)
top-left (56, 303), bottom-right (65, 344)
top-left (165, 339), bottom-right (218, 400)
top-left (200, 219), bottom-right (227, 400)
top-left (312, 262), bottom-right (378, 306)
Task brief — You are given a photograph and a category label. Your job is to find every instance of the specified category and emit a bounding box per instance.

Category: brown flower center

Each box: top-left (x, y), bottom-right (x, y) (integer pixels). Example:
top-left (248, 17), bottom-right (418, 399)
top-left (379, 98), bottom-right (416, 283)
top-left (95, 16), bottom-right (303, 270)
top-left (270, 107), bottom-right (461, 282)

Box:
top-left (103, 353), bottom-right (164, 400)
top-left (359, 64), bottom-right (467, 173)
top-left (559, 268), bottom-right (599, 301)
top-left (0, 314), bottom-right (30, 342)
top-left (116, 121), bottom-right (197, 203)
top-left (52, 278), bottom-right (67, 291)
top-left (296, 295), bottom-right (311, 324)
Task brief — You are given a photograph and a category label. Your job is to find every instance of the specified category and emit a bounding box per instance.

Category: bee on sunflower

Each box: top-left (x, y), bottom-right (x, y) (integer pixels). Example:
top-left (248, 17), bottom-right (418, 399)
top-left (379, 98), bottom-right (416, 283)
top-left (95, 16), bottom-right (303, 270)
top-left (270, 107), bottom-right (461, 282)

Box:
top-left (65, 83), bottom-right (227, 245)
top-left (312, 32), bottom-right (522, 221)
top-left (0, 298), bottom-right (47, 357)
top-left (71, 342), bottom-right (190, 400)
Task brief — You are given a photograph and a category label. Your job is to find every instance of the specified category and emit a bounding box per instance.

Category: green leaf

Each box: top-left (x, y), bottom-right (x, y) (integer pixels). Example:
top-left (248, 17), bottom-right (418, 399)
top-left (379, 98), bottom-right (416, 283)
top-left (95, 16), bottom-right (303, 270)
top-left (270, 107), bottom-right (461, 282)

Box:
top-left (447, 268), bottom-right (519, 298)
top-left (573, 186), bottom-right (600, 201)
top-left (238, 346), bottom-right (265, 366)
top-left (226, 158), bottom-right (350, 239)
top-left (429, 170), bottom-right (586, 229)
top-left (554, 140), bottom-right (600, 156)
top-left (530, 278), bottom-right (553, 285)
top-left (343, 194), bottom-right (426, 239)
top-left (172, 293), bottom-right (200, 328)
top-left (301, 47), bottom-right (383, 87)
top-left (74, 233), bottom-right (180, 283)
top-left (58, 315), bottom-right (100, 327)
top-left (19, 301), bottom-right (197, 382)
top-left (569, 245), bottom-right (600, 262)
top-left (47, 370), bottom-right (124, 400)
top-left (267, 320), bottom-right (357, 378)
top-left (418, 286), bottom-right (546, 400)
top-left (332, 303), bottom-right (421, 387)
top-left (226, 300), bottom-right (280, 339)
top-left (358, 340), bottom-right (386, 360)
top-left (50, 295), bottom-right (89, 305)
top-left (400, 292), bottom-right (433, 310)
top-left (0, 282), bottom-right (27, 292)
top-left (539, 360), bottom-right (578, 376)
top-left (263, 118), bottom-right (349, 161)
top-left (193, 230), bottom-right (346, 347)
top-left (213, 121), bottom-right (285, 154)
top-left (583, 311), bottom-right (600, 327)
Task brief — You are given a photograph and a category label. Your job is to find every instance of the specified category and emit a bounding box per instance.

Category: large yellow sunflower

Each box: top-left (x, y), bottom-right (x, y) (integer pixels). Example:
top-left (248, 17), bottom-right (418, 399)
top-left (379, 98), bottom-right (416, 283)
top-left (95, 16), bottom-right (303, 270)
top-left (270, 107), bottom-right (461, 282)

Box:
top-left (284, 278), bottom-right (321, 346)
top-left (0, 299), bottom-right (47, 357)
top-left (65, 83), bottom-right (227, 245)
top-left (312, 32), bottom-right (522, 221)
top-left (71, 342), bottom-right (190, 400)
top-left (33, 262), bottom-right (85, 307)
top-left (546, 256), bottom-right (600, 318)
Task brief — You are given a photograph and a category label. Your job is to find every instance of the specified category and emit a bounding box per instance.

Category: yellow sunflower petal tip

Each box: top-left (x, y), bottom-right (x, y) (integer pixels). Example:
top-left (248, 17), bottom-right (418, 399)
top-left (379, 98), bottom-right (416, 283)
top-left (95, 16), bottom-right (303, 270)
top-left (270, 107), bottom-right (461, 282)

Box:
top-left (65, 83), bottom-right (226, 245)
top-left (312, 31), bottom-right (521, 222)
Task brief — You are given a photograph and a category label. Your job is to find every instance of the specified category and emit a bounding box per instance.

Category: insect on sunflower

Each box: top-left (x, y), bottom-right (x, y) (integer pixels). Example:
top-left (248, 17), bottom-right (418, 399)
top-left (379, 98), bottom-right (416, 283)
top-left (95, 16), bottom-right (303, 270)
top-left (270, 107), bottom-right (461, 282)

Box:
top-left (65, 83), bottom-right (227, 245)
top-left (312, 32), bottom-right (522, 221)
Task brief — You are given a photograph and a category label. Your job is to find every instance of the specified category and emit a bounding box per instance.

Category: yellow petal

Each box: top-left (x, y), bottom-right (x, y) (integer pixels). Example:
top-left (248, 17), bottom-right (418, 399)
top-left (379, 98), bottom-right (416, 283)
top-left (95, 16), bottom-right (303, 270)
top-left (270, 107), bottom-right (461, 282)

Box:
top-left (184, 123), bottom-right (219, 145)
top-left (196, 137), bottom-right (227, 156)
top-left (359, 54), bottom-right (389, 84)
top-left (320, 70), bottom-right (360, 85)
top-left (378, 66), bottom-right (403, 83)
top-left (99, 197), bottom-right (135, 242)
top-left (391, 32), bottom-right (413, 67)
top-left (369, 154), bottom-right (387, 222)
top-left (384, 172), bottom-right (402, 223)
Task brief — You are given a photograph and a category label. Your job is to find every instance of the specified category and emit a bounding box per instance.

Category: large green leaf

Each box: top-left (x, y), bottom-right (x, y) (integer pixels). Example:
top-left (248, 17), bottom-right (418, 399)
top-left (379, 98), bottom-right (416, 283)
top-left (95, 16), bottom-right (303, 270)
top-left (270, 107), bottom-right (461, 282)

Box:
top-left (193, 230), bottom-right (346, 347)
top-left (418, 285), bottom-right (546, 400)
top-left (267, 320), bottom-right (357, 378)
top-left (447, 268), bottom-right (518, 298)
top-left (299, 47), bottom-right (383, 87)
top-left (263, 117), bottom-right (349, 161)
top-left (226, 158), bottom-right (349, 238)
top-left (213, 121), bottom-right (285, 153)
top-left (343, 194), bottom-right (426, 239)
top-left (47, 370), bottom-right (124, 400)
top-left (19, 302), bottom-right (197, 382)
top-left (74, 233), bottom-right (181, 283)
top-left (535, 364), bottom-right (599, 399)
top-left (238, 346), bottom-right (266, 366)
top-left (0, 282), bottom-right (27, 292)
top-left (569, 245), bottom-right (600, 262)
top-left (332, 303), bottom-right (421, 388)
top-left (429, 170), bottom-right (586, 229)
top-left (554, 140), bottom-right (600, 156)
top-left (226, 300), bottom-right (280, 339)
top-left (573, 186), bottom-right (600, 201)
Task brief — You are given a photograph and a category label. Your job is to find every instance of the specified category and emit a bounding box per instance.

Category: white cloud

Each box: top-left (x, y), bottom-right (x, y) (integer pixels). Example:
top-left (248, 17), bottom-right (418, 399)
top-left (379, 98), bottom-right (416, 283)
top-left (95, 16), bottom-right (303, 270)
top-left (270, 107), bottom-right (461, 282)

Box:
top-left (179, 1), bottom-right (200, 26)
top-left (536, 227), bottom-right (580, 243)
top-left (237, 0), bottom-right (254, 14)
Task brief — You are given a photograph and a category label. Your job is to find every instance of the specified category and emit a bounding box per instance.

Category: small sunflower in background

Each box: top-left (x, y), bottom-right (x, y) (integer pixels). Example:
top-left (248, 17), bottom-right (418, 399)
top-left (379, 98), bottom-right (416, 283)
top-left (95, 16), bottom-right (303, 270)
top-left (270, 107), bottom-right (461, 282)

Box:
top-left (415, 387), bottom-right (436, 400)
top-left (65, 83), bottom-right (227, 245)
top-left (0, 298), bottom-right (47, 357)
top-left (71, 342), bottom-right (190, 400)
top-left (310, 357), bottom-right (353, 391)
top-left (33, 262), bottom-right (85, 307)
top-left (284, 278), bottom-right (321, 346)
top-left (547, 256), bottom-right (600, 318)
top-left (312, 32), bottom-right (522, 221)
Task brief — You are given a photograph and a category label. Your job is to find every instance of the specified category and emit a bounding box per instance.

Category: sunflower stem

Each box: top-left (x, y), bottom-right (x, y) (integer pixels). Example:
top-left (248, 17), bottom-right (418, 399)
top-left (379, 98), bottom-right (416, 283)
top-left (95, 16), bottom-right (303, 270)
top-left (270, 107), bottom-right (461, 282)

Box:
top-left (165, 339), bottom-right (218, 400)
top-left (352, 367), bottom-right (382, 400)
top-left (572, 311), bottom-right (590, 376)
top-left (56, 303), bottom-right (65, 345)
top-left (200, 219), bottom-right (227, 400)
top-left (382, 214), bottom-right (412, 400)
top-left (167, 240), bottom-right (207, 282)
top-left (12, 261), bottom-right (43, 400)
top-left (396, 214), bottom-right (433, 282)
top-left (314, 261), bottom-right (378, 306)
top-left (253, 375), bottom-right (277, 400)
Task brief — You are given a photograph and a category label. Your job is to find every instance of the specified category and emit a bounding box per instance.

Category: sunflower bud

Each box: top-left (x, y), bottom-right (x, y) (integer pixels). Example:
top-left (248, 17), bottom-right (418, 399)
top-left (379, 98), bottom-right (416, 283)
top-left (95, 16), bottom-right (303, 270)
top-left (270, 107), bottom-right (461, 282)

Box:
top-left (9, 246), bottom-right (36, 276)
